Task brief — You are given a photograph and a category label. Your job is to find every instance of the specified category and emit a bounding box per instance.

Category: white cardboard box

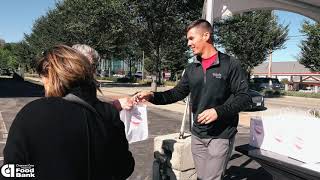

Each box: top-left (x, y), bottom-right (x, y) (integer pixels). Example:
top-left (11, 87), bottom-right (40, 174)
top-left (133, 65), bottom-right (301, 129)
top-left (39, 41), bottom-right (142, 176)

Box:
top-left (250, 112), bottom-right (320, 164)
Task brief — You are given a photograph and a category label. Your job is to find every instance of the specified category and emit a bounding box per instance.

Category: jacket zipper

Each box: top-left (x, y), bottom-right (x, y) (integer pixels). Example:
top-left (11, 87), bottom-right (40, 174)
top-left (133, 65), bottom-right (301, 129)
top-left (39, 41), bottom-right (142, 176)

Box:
top-left (201, 64), bottom-right (206, 84)
top-left (199, 54), bottom-right (218, 85)
top-left (202, 60), bottom-right (218, 85)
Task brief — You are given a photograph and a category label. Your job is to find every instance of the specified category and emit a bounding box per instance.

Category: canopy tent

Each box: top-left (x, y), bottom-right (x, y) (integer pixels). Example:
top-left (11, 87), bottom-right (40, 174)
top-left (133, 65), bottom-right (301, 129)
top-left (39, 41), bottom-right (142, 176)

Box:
top-left (203, 0), bottom-right (320, 22)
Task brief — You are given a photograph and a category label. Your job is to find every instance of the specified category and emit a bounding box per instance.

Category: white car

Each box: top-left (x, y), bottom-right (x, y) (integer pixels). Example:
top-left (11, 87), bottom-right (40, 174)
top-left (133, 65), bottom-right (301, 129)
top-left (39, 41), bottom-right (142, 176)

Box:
top-left (134, 71), bottom-right (143, 78)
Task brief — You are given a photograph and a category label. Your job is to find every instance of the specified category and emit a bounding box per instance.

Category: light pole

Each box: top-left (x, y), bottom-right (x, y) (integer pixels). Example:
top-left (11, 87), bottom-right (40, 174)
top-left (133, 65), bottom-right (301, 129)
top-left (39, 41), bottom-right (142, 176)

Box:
top-left (142, 51), bottom-right (144, 81)
top-left (268, 50), bottom-right (272, 78)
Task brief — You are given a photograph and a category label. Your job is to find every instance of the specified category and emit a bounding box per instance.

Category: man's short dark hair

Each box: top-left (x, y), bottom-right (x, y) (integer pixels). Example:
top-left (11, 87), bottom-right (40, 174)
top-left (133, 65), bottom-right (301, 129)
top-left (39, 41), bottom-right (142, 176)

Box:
top-left (186, 19), bottom-right (213, 36)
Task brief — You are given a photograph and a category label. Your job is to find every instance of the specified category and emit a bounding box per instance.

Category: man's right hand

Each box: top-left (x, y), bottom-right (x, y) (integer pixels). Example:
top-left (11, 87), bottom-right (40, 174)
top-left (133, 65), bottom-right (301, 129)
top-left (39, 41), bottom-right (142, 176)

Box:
top-left (132, 91), bottom-right (154, 103)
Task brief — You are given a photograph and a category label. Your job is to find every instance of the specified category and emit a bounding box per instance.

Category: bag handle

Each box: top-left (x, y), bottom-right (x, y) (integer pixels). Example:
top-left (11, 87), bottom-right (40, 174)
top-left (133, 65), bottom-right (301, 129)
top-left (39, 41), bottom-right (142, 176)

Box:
top-left (63, 93), bottom-right (108, 180)
top-left (64, 94), bottom-right (102, 118)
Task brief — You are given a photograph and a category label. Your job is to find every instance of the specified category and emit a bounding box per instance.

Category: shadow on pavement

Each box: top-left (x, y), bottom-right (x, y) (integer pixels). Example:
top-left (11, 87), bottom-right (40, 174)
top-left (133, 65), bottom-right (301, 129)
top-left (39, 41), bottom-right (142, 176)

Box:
top-left (99, 82), bottom-right (151, 88)
top-left (230, 153), bottom-right (243, 160)
top-left (0, 76), bottom-right (44, 98)
top-left (244, 107), bottom-right (268, 112)
top-left (224, 166), bottom-right (272, 180)
top-left (224, 154), bottom-right (273, 180)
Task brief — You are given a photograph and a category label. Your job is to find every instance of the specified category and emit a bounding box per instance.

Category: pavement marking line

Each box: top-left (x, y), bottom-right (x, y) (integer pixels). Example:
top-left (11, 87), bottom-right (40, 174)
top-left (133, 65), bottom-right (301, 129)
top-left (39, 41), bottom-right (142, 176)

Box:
top-left (265, 101), bottom-right (316, 110)
top-left (0, 112), bottom-right (8, 140)
top-left (0, 112), bottom-right (8, 134)
top-left (265, 97), bottom-right (320, 106)
top-left (0, 118), bottom-right (8, 134)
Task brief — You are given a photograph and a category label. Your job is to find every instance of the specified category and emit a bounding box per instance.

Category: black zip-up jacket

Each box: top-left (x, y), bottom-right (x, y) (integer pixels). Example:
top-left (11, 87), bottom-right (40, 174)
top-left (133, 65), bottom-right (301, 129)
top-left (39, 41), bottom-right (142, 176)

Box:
top-left (151, 51), bottom-right (251, 139)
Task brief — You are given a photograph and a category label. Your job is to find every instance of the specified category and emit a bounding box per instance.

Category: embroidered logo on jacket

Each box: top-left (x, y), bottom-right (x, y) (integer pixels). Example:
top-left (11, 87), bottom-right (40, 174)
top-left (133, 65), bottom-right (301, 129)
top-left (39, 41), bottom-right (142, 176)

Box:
top-left (212, 73), bottom-right (222, 79)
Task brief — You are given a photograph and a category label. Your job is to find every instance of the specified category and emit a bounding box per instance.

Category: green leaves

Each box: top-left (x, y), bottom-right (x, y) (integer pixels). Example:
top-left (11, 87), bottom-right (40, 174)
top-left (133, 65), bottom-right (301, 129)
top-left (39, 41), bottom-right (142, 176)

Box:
top-left (24, 0), bottom-right (134, 59)
top-left (131, 0), bottom-right (202, 82)
top-left (214, 11), bottom-right (288, 74)
top-left (0, 44), bottom-right (18, 70)
top-left (298, 21), bottom-right (320, 72)
top-left (5, 0), bottom-right (203, 76)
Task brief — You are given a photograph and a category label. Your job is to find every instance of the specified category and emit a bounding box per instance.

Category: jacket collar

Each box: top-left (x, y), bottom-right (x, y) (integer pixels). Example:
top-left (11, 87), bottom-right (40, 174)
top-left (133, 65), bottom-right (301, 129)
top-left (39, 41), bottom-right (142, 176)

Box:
top-left (67, 82), bottom-right (98, 104)
top-left (194, 51), bottom-right (220, 67)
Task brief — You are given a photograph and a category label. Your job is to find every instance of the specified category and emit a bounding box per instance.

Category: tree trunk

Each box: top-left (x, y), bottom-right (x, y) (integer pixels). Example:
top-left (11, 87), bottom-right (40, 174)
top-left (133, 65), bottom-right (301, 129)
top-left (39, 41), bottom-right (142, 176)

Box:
top-left (247, 68), bottom-right (251, 80)
top-left (156, 46), bottom-right (161, 84)
top-left (108, 59), bottom-right (112, 77)
top-left (129, 57), bottom-right (132, 78)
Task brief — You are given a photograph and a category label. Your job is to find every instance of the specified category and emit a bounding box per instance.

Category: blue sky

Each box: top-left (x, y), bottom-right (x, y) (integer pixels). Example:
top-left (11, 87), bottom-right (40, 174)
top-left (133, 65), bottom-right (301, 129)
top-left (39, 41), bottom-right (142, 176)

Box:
top-left (0, 0), bottom-right (57, 42)
top-left (272, 10), bottom-right (314, 62)
top-left (0, 1), bottom-right (315, 62)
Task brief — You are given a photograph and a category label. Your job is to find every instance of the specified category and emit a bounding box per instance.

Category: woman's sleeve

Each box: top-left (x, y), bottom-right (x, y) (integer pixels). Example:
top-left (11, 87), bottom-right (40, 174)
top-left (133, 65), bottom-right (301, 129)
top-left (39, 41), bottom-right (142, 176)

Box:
top-left (3, 109), bottom-right (28, 165)
top-left (108, 106), bottom-right (135, 179)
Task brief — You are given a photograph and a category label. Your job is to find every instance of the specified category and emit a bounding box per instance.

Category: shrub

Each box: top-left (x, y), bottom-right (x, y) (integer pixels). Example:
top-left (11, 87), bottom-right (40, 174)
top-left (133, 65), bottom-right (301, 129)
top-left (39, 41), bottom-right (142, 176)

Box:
top-left (280, 90), bottom-right (320, 99)
top-left (96, 76), bottom-right (116, 81)
top-left (137, 79), bottom-right (152, 86)
top-left (116, 77), bottom-right (136, 83)
top-left (260, 89), bottom-right (280, 97)
top-left (164, 80), bottom-right (177, 86)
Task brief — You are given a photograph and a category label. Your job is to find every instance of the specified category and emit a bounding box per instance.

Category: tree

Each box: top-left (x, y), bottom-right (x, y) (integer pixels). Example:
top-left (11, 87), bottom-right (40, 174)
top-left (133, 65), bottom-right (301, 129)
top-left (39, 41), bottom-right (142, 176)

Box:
top-left (298, 21), bottom-right (320, 72)
top-left (131, 0), bottom-right (202, 83)
top-left (0, 42), bottom-right (36, 72)
top-left (23, 0), bottom-right (203, 77)
top-left (0, 46), bottom-right (18, 70)
top-left (214, 11), bottom-right (288, 76)
top-left (14, 41), bottom-right (37, 72)
top-left (0, 49), bottom-right (8, 69)
top-left (25, 0), bottom-right (137, 73)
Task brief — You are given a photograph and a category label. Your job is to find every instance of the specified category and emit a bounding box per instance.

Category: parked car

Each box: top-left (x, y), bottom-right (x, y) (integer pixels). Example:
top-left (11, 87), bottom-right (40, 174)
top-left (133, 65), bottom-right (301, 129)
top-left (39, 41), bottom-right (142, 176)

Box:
top-left (181, 89), bottom-right (264, 111)
top-left (250, 78), bottom-right (281, 91)
top-left (113, 73), bottom-right (125, 78)
top-left (99, 70), bottom-right (108, 77)
top-left (247, 89), bottom-right (265, 110)
top-left (134, 71), bottom-right (143, 79)
top-left (299, 87), bottom-right (315, 93)
top-left (0, 68), bottom-right (12, 76)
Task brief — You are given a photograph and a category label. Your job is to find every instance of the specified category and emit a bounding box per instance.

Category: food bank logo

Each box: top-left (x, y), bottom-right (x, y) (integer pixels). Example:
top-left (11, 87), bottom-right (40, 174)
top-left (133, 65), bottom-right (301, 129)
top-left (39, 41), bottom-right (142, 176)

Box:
top-left (131, 110), bottom-right (143, 125)
top-left (1, 164), bottom-right (35, 178)
top-left (1, 164), bottom-right (14, 177)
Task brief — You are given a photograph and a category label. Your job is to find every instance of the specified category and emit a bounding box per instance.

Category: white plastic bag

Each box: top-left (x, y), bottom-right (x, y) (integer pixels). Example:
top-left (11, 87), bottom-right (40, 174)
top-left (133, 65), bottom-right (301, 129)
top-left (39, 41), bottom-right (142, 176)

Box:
top-left (120, 104), bottom-right (148, 143)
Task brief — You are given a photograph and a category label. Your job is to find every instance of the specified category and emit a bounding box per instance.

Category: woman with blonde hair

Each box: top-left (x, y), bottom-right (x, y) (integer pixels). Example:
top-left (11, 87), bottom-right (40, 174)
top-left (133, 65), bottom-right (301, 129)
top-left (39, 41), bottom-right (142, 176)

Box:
top-left (3, 45), bottom-right (134, 180)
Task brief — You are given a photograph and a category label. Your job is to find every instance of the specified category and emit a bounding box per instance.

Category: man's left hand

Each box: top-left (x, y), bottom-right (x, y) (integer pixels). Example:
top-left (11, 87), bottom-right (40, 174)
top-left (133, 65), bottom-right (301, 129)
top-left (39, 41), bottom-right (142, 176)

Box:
top-left (197, 108), bottom-right (218, 124)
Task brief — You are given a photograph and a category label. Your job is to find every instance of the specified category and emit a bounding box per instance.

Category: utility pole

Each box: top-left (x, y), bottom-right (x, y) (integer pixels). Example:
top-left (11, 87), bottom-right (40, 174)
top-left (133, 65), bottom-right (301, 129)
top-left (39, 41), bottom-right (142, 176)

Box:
top-left (204, 0), bottom-right (213, 23)
top-left (142, 51), bottom-right (144, 81)
top-left (268, 50), bottom-right (272, 78)
top-left (268, 10), bottom-right (274, 79)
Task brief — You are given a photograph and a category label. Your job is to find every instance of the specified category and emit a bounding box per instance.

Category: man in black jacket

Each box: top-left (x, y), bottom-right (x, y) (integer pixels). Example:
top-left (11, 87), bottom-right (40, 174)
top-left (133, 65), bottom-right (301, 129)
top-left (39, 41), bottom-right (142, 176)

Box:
top-left (134, 19), bottom-right (251, 180)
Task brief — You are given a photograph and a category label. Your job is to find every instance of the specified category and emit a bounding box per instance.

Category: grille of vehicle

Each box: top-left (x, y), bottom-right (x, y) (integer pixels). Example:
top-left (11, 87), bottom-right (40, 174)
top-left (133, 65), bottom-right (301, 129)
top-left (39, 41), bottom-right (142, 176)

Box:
top-left (252, 96), bottom-right (263, 103)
